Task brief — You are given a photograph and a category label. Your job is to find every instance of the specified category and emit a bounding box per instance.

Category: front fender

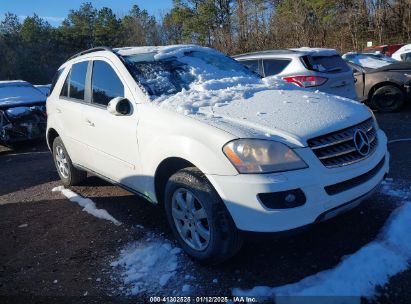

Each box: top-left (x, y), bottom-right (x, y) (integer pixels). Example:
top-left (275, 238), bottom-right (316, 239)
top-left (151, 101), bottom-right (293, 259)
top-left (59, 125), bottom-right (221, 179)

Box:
top-left (136, 105), bottom-right (239, 201)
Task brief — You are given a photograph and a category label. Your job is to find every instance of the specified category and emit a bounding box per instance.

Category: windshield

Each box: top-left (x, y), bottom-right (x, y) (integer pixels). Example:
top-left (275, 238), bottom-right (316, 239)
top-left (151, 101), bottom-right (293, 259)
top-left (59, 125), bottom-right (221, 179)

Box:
top-left (121, 50), bottom-right (259, 98)
top-left (342, 53), bottom-right (396, 69)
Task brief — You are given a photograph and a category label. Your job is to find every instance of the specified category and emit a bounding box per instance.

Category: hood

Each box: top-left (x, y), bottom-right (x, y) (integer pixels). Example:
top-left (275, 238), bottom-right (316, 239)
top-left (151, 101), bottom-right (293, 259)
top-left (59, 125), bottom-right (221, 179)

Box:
top-left (0, 84), bottom-right (46, 109)
top-left (194, 89), bottom-right (371, 147)
top-left (374, 63), bottom-right (411, 72)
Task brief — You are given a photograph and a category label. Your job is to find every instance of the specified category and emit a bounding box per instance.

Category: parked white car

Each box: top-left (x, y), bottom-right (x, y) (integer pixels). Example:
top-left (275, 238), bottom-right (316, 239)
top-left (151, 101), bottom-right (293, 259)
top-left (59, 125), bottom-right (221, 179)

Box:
top-left (234, 48), bottom-right (357, 100)
top-left (47, 45), bottom-right (389, 263)
top-left (392, 44), bottom-right (411, 62)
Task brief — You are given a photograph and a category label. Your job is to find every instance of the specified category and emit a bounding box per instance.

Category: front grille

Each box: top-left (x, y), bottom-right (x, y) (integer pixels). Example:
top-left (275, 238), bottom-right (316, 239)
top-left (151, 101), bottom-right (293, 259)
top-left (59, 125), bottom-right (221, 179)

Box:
top-left (308, 118), bottom-right (378, 168)
top-left (324, 156), bottom-right (385, 195)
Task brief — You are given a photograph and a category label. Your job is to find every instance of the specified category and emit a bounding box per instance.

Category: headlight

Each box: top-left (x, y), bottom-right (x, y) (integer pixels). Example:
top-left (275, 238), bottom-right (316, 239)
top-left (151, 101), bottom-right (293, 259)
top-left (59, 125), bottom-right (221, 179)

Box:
top-left (223, 139), bottom-right (308, 174)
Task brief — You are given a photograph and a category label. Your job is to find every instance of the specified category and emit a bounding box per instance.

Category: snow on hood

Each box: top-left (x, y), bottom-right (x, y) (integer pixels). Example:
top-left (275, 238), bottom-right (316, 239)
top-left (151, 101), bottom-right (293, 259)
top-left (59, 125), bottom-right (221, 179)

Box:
top-left (0, 81), bottom-right (46, 107)
top-left (342, 53), bottom-right (395, 69)
top-left (193, 89), bottom-right (370, 146)
top-left (392, 44), bottom-right (411, 61)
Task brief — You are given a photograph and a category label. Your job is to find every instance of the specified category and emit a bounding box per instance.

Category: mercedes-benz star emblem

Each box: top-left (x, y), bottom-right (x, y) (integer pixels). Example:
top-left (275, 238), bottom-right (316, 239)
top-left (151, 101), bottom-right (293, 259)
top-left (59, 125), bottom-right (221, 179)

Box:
top-left (353, 129), bottom-right (370, 156)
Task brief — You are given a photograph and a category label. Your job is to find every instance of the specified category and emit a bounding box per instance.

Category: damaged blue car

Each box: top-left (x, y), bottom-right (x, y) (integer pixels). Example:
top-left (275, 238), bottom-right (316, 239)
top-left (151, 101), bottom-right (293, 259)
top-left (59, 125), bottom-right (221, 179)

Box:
top-left (0, 80), bottom-right (47, 146)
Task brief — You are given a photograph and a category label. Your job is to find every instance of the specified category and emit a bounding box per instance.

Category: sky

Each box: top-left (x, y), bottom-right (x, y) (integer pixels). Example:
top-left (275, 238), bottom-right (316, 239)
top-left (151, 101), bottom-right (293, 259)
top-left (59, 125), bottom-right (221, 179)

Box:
top-left (0, 0), bottom-right (174, 27)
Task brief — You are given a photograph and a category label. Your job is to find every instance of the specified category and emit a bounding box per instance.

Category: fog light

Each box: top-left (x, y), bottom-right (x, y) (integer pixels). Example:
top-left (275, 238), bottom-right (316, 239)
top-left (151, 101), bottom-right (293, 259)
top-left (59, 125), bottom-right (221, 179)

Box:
top-left (285, 193), bottom-right (296, 203)
top-left (258, 189), bottom-right (306, 209)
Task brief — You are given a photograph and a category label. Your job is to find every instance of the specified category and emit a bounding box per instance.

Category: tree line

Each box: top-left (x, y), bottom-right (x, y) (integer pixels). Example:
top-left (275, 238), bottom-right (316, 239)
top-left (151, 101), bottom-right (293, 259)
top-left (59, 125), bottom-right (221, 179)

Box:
top-left (1, 0), bottom-right (410, 84)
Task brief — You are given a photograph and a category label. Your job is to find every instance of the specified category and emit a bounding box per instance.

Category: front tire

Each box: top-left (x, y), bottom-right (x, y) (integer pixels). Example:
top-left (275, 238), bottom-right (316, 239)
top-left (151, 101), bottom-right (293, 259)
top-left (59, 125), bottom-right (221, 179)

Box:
top-left (164, 168), bottom-right (242, 264)
top-left (52, 136), bottom-right (86, 186)
top-left (370, 85), bottom-right (404, 112)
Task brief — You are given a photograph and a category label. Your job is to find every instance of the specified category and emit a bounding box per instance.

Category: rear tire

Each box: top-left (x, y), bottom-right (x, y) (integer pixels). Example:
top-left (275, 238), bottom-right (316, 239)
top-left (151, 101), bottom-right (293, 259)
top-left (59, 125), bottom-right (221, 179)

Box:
top-left (370, 85), bottom-right (404, 112)
top-left (164, 167), bottom-right (242, 264)
top-left (52, 136), bottom-right (86, 186)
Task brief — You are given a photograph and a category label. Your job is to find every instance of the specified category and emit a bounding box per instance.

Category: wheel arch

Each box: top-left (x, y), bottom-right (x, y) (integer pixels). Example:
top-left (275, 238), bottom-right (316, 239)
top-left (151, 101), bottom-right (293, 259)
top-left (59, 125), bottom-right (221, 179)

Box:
top-left (46, 128), bottom-right (59, 150)
top-left (154, 157), bottom-right (196, 205)
top-left (367, 81), bottom-right (405, 101)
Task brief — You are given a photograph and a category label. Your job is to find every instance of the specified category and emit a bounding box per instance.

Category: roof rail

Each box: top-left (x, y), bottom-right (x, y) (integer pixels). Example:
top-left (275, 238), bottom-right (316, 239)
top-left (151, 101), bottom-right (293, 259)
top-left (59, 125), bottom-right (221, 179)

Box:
top-left (68, 46), bottom-right (113, 61)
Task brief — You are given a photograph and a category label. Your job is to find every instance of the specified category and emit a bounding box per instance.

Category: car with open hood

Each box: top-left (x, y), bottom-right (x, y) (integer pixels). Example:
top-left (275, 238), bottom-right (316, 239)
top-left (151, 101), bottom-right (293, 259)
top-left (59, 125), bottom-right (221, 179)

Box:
top-left (46, 45), bottom-right (389, 263)
top-left (0, 80), bottom-right (47, 146)
top-left (343, 52), bottom-right (411, 112)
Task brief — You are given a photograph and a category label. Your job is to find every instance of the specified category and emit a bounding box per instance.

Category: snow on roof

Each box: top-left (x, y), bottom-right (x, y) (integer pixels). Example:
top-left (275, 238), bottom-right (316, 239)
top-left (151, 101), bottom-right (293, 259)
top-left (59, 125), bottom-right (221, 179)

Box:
top-left (392, 44), bottom-right (411, 61)
top-left (114, 44), bottom-right (216, 59)
top-left (289, 47), bottom-right (339, 56)
top-left (234, 48), bottom-right (339, 59)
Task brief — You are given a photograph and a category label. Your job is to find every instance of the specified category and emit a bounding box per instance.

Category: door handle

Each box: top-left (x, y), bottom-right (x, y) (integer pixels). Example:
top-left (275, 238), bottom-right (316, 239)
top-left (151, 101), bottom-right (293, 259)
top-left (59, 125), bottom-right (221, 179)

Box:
top-left (56, 107), bottom-right (62, 113)
top-left (85, 119), bottom-right (95, 127)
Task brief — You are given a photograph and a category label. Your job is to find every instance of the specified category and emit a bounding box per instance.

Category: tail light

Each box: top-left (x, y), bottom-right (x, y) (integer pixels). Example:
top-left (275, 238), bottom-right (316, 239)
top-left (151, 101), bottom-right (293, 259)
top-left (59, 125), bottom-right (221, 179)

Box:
top-left (282, 75), bottom-right (328, 88)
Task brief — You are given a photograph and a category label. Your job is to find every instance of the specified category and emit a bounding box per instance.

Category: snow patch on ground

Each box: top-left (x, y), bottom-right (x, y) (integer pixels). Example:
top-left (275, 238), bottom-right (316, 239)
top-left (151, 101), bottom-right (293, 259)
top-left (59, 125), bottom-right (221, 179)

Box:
top-left (380, 179), bottom-right (410, 201)
top-left (233, 180), bottom-right (411, 301)
top-left (111, 235), bottom-right (183, 295)
top-left (52, 186), bottom-right (121, 226)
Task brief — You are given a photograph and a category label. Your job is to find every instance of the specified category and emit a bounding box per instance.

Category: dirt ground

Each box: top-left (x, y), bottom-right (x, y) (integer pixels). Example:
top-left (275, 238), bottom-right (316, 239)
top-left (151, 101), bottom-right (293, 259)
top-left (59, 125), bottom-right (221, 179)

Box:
top-left (0, 106), bottom-right (411, 303)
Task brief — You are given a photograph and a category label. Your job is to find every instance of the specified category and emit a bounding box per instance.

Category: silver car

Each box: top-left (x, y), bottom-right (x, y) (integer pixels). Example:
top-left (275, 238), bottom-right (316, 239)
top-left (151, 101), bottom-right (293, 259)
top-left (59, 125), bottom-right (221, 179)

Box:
top-left (234, 48), bottom-right (357, 100)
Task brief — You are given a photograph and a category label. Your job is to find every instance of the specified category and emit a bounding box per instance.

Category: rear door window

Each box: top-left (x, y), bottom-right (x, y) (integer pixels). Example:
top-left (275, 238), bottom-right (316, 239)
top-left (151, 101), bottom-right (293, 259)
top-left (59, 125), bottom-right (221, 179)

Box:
top-left (239, 59), bottom-right (262, 76)
top-left (91, 60), bottom-right (124, 106)
top-left (262, 59), bottom-right (291, 76)
top-left (306, 55), bottom-right (350, 73)
top-left (60, 61), bottom-right (89, 100)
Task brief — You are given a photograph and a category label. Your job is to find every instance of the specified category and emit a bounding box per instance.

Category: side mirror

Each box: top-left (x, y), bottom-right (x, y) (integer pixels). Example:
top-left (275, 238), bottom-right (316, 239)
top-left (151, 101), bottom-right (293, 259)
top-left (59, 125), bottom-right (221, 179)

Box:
top-left (107, 97), bottom-right (131, 116)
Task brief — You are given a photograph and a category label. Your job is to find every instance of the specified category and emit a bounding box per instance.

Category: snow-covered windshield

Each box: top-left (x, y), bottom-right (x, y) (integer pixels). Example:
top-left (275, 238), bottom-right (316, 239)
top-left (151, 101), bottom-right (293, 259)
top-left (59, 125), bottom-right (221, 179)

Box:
top-left (122, 50), bottom-right (259, 98)
top-left (342, 53), bottom-right (396, 69)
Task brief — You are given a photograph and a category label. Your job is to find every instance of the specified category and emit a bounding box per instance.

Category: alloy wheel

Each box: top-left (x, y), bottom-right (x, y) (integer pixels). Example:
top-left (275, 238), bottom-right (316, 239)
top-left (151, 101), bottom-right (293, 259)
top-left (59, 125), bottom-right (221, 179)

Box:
top-left (55, 145), bottom-right (69, 178)
top-left (171, 188), bottom-right (210, 251)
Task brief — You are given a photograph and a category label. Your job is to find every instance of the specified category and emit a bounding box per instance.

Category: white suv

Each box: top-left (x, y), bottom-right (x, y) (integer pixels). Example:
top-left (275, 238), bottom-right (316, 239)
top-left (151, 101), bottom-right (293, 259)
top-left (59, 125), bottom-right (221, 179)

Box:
top-left (234, 48), bottom-right (357, 100)
top-left (47, 45), bottom-right (389, 263)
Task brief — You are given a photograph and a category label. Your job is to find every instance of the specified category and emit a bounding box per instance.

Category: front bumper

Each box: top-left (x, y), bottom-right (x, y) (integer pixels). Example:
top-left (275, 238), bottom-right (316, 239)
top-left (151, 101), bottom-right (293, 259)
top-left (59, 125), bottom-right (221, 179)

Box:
top-left (0, 105), bottom-right (47, 144)
top-left (207, 130), bottom-right (389, 233)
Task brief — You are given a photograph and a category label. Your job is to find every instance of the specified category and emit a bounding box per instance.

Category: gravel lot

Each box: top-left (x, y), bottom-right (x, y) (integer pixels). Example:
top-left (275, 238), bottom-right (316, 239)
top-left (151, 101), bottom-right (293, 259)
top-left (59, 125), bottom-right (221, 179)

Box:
top-left (0, 106), bottom-right (410, 303)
